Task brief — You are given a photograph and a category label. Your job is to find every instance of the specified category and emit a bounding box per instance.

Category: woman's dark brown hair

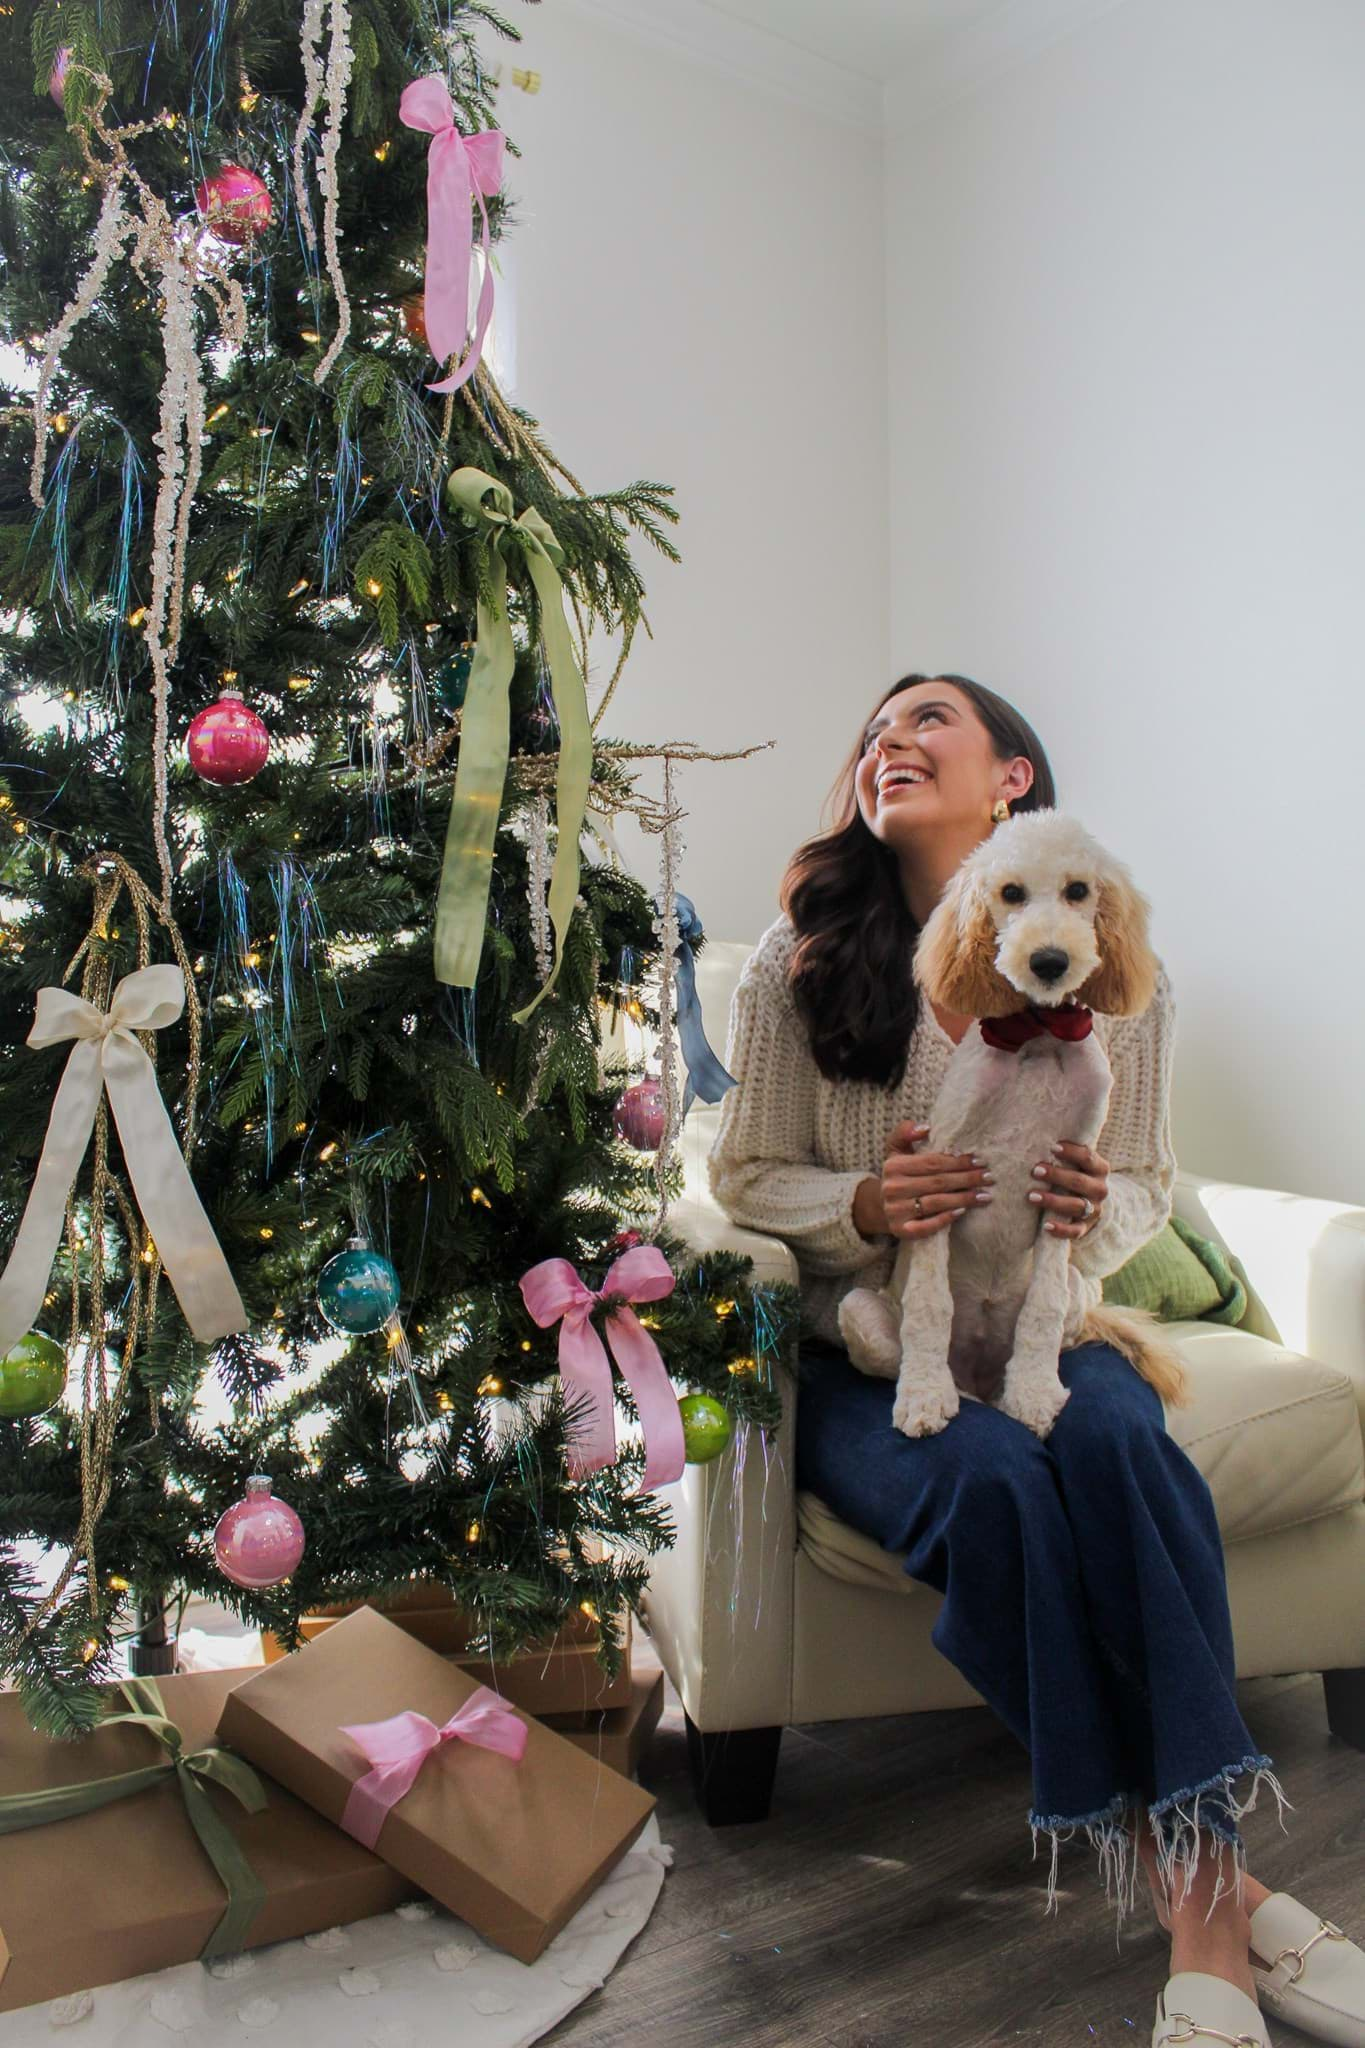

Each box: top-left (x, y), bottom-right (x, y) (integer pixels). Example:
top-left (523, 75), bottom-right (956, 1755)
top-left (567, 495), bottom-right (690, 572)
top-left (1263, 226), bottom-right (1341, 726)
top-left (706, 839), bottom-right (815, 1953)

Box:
top-left (780, 674), bottom-right (1057, 1088)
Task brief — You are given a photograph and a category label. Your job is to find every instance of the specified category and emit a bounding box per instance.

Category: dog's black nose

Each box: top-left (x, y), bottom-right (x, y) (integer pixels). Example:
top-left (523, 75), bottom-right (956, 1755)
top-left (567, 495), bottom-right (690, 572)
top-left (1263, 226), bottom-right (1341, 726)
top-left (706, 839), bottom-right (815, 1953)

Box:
top-left (1030, 948), bottom-right (1070, 983)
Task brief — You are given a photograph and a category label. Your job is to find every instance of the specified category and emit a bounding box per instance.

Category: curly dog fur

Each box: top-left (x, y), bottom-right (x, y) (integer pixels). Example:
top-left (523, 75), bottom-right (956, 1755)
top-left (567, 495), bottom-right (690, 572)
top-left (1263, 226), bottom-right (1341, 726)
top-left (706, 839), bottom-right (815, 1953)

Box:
top-left (838, 809), bottom-right (1191, 1438)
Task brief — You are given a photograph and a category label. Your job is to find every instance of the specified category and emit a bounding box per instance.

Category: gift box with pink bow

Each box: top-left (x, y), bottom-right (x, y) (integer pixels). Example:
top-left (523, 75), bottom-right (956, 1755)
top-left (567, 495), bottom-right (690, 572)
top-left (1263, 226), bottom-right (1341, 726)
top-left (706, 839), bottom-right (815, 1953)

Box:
top-left (217, 1605), bottom-right (655, 1964)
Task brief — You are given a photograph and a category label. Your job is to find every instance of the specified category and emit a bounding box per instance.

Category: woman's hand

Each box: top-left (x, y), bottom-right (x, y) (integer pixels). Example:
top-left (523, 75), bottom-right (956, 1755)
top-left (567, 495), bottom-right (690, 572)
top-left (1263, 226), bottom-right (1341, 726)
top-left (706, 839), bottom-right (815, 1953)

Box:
top-left (854, 1122), bottom-right (992, 1241)
top-left (1029, 1140), bottom-right (1110, 1238)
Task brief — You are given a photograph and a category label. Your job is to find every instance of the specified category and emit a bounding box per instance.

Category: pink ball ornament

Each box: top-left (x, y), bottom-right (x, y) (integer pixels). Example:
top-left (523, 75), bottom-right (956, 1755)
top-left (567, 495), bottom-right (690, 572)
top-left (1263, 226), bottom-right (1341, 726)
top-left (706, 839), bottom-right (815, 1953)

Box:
top-left (213, 1475), bottom-right (305, 1590)
top-left (612, 1076), bottom-right (666, 1151)
top-left (195, 164), bottom-right (273, 247)
top-left (49, 47), bottom-right (71, 108)
top-left (186, 685), bottom-right (270, 786)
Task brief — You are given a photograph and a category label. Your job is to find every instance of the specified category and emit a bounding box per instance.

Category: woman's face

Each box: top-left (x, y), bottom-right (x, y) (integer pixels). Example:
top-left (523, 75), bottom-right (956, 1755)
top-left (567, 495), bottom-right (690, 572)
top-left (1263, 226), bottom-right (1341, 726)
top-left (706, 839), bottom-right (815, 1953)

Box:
top-left (853, 679), bottom-right (1033, 849)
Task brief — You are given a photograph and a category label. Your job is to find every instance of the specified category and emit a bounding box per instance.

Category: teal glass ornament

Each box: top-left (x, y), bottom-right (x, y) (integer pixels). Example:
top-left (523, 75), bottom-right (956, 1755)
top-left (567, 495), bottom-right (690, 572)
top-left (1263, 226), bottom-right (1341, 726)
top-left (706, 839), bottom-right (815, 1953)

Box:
top-left (431, 643), bottom-right (475, 714)
top-left (317, 1239), bottom-right (401, 1334)
top-left (678, 1392), bottom-right (733, 1464)
top-left (0, 1331), bottom-right (67, 1419)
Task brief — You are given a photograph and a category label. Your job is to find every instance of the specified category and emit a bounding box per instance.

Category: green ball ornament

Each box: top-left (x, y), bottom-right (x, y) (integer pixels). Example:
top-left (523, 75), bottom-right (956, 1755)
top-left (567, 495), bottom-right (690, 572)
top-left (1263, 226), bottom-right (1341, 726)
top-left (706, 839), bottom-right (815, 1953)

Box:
top-left (678, 1392), bottom-right (733, 1464)
top-left (0, 1332), bottom-right (67, 1419)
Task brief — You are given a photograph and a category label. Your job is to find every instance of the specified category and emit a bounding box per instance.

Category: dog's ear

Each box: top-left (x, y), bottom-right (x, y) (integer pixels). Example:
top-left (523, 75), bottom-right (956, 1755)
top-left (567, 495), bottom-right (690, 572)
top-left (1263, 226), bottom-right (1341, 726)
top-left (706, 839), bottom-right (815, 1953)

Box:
top-left (1076, 867), bottom-right (1159, 1015)
top-left (914, 867), bottom-right (1019, 1017)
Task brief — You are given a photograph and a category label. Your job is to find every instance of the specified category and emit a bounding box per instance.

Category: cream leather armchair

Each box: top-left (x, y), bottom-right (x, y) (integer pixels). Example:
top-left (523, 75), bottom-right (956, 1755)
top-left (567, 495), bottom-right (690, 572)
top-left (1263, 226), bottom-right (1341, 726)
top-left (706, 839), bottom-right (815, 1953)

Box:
top-left (641, 943), bottom-right (1365, 1825)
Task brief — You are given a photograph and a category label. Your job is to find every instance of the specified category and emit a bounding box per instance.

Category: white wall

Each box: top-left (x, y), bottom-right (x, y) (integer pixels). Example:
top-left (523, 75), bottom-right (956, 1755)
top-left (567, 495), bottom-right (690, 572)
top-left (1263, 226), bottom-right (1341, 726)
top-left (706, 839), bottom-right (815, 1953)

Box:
top-left (884, 0), bottom-right (1365, 1204)
top-left (483, 2), bottom-right (888, 945)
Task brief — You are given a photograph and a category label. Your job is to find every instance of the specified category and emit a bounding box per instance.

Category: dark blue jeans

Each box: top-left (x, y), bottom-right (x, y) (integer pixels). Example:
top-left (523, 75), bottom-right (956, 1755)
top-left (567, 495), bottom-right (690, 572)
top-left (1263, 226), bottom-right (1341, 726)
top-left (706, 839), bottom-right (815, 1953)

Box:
top-left (794, 1336), bottom-right (1292, 1936)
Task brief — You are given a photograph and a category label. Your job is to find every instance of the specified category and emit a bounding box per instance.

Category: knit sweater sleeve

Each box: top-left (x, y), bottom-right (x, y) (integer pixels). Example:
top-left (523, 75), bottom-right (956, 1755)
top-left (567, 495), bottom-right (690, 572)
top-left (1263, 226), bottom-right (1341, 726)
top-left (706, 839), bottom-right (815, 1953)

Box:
top-left (706, 923), bottom-right (887, 1278)
top-left (1070, 960), bottom-right (1178, 1283)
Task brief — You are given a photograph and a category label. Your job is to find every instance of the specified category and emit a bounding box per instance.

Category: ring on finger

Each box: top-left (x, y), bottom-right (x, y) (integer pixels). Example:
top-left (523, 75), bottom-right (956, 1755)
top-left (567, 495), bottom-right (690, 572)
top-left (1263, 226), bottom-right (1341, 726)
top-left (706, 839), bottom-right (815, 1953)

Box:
top-left (1080, 1197), bottom-right (1094, 1218)
top-left (911, 1195), bottom-right (924, 1220)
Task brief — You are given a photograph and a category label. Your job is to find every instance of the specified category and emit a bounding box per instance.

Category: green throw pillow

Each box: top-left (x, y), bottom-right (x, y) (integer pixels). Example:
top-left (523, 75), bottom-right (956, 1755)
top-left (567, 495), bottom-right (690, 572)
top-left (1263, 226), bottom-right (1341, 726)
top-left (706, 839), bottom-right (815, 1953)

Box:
top-left (1100, 1212), bottom-right (1247, 1325)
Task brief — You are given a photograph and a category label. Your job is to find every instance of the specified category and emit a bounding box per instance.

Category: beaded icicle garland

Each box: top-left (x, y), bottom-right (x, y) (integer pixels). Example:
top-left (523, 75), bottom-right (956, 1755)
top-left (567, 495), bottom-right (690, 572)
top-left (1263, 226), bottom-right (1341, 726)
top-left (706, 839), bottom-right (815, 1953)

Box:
top-left (306, 0), bottom-right (356, 387)
top-left (651, 758), bottom-right (685, 1236)
top-left (28, 67), bottom-right (248, 911)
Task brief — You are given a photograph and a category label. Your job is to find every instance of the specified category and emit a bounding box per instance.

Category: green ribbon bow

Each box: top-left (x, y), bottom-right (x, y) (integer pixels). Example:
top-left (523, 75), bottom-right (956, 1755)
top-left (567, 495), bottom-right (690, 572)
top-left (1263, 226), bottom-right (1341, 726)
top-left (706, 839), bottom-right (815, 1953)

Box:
top-left (0, 1677), bottom-right (268, 1959)
top-left (436, 468), bottom-right (593, 1023)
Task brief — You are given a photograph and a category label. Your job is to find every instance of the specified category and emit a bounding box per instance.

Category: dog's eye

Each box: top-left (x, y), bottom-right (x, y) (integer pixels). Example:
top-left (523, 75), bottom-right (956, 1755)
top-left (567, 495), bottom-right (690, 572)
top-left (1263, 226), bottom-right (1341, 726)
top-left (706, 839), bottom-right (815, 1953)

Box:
top-left (1064, 882), bottom-right (1090, 902)
top-left (1001, 883), bottom-right (1027, 904)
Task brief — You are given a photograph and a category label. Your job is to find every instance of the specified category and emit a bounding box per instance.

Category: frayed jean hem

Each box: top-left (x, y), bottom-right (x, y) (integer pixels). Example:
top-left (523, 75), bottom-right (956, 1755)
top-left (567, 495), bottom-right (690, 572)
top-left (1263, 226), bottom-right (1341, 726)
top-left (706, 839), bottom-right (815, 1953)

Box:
top-left (1029, 1755), bottom-right (1294, 1946)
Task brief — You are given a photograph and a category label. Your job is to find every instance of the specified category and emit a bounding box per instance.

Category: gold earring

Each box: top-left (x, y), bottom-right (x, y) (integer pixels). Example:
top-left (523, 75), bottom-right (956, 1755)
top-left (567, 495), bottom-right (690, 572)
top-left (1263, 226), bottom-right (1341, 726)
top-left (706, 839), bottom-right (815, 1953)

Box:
top-left (991, 798), bottom-right (1011, 824)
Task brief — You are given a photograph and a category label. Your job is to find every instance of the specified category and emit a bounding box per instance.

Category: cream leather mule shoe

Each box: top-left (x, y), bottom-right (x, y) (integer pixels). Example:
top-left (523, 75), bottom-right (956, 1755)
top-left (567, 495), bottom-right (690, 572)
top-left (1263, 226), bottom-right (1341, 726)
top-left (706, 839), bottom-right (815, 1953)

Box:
top-left (1248, 1892), bottom-right (1365, 2047)
top-left (1152, 1971), bottom-right (1273, 2047)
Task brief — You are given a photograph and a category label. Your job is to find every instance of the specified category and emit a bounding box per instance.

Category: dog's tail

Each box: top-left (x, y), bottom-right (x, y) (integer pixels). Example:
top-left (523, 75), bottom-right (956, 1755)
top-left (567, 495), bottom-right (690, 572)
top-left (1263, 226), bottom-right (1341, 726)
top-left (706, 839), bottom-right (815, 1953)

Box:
top-left (1078, 1303), bottom-right (1194, 1408)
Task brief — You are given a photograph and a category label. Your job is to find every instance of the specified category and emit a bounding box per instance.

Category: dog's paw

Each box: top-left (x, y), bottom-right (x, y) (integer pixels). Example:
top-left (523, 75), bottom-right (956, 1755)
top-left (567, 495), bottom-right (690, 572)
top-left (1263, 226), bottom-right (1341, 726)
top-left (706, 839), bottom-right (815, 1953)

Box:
top-left (996, 1373), bottom-right (1071, 1438)
top-left (892, 1378), bottom-right (960, 1438)
top-left (838, 1291), bottom-right (902, 1379)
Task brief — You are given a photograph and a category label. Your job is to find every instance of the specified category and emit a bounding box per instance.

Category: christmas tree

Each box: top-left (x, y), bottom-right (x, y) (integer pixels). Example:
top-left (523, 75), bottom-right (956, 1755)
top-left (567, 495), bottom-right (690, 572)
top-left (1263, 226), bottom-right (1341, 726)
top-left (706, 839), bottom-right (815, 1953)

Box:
top-left (0, 0), bottom-right (797, 1736)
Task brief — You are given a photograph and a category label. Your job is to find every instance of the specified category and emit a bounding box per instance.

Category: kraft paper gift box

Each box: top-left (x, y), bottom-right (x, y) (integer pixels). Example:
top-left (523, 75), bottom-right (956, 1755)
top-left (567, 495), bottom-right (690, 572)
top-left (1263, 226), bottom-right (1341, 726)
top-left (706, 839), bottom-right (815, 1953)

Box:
top-left (217, 1604), bottom-right (655, 1964)
top-left (262, 1587), bottom-right (634, 1713)
top-left (0, 1668), bottom-right (415, 2016)
top-left (541, 1669), bottom-right (665, 1779)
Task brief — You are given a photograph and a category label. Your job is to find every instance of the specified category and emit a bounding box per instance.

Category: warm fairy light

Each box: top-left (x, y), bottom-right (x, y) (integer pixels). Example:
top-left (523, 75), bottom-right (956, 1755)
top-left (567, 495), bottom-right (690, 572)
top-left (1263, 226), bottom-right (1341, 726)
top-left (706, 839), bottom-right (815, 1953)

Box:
top-left (288, 578), bottom-right (310, 597)
top-left (273, 1305), bottom-right (284, 1319)
top-left (466, 1522), bottom-right (480, 1542)
top-left (240, 89), bottom-right (260, 111)
top-left (81, 1639), bottom-right (100, 1663)
top-left (386, 1325), bottom-right (404, 1351)
top-left (287, 675), bottom-right (312, 690)
top-left (225, 567), bottom-right (241, 582)
top-left (128, 606), bottom-right (147, 627)
top-left (365, 578), bottom-right (382, 598)
top-left (638, 1314), bottom-right (660, 1330)
top-left (259, 1226), bottom-right (274, 1240)
top-left (520, 1339), bottom-right (532, 1352)
top-left (580, 1600), bottom-right (599, 1620)
top-left (12, 818), bottom-right (26, 835)
top-left (715, 1301), bottom-right (736, 1320)
top-left (373, 139), bottom-right (392, 162)
top-left (470, 1187), bottom-right (491, 1209)
top-left (140, 1243), bottom-right (155, 1264)
top-left (244, 950), bottom-right (262, 968)
top-left (294, 1121), bottom-right (307, 1133)
top-left (107, 1575), bottom-right (129, 1592)
top-left (51, 412), bottom-right (69, 432)
top-left (300, 329), bottom-right (320, 343)
top-left (318, 1141), bottom-right (338, 1161)
top-left (221, 669), bottom-right (239, 683)
top-left (194, 957), bottom-right (207, 974)
top-left (477, 1375), bottom-right (502, 1396)
top-left (207, 403), bottom-right (230, 423)
top-left (728, 1356), bottom-right (757, 1375)
top-left (417, 1171), bottom-right (426, 1182)
top-left (437, 1391), bottom-right (453, 1411)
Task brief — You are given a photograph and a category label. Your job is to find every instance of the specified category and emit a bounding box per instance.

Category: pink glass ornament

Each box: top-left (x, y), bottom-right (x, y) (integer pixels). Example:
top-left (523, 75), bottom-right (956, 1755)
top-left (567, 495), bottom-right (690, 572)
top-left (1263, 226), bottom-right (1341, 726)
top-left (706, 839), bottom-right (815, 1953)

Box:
top-left (612, 1076), bottom-right (665, 1151)
top-left (49, 47), bottom-right (71, 108)
top-left (195, 165), bottom-right (273, 247)
top-left (213, 1475), bottom-right (305, 1589)
top-left (186, 685), bottom-right (270, 785)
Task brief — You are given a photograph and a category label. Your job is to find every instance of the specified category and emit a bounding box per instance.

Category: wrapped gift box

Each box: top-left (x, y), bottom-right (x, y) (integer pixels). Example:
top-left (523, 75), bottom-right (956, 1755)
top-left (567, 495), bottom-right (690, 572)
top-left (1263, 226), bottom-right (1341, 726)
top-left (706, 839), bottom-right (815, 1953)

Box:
top-left (0, 1669), bottom-right (415, 2016)
top-left (541, 1669), bottom-right (664, 1779)
top-left (218, 1606), bottom-right (655, 1964)
top-left (261, 1587), bottom-right (634, 1713)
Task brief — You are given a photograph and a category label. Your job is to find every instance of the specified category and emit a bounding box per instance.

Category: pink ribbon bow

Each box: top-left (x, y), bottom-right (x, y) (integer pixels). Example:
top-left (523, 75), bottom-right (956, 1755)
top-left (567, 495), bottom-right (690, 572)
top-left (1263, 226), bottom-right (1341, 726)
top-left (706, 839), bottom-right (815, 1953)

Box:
top-left (339, 1689), bottom-right (528, 1850)
top-left (519, 1246), bottom-right (684, 1492)
top-left (398, 75), bottom-right (505, 395)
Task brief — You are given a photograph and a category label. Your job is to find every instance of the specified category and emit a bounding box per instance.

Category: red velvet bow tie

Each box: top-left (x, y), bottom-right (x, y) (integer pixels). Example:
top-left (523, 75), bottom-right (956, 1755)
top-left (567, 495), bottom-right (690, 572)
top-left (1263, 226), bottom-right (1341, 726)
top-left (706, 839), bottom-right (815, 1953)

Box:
top-left (979, 1001), bottom-right (1094, 1053)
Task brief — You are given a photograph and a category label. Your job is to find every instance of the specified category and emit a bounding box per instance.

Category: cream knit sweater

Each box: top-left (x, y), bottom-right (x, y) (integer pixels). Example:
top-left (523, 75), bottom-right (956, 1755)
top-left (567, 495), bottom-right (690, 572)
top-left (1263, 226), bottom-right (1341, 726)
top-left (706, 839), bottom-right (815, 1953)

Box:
top-left (706, 914), bottom-right (1178, 1354)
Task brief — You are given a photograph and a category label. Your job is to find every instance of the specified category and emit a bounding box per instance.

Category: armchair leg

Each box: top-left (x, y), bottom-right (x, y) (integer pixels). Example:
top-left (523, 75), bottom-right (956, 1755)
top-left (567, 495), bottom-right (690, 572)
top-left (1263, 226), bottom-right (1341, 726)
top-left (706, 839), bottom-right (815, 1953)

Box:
top-left (683, 1714), bottom-right (782, 1825)
top-left (1323, 1666), bottom-right (1365, 1749)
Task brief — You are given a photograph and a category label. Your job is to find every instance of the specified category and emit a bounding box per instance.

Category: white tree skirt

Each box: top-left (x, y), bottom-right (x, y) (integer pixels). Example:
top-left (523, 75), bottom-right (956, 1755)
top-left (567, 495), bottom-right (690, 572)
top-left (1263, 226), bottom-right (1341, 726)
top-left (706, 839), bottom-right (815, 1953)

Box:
top-left (0, 1630), bottom-right (672, 2047)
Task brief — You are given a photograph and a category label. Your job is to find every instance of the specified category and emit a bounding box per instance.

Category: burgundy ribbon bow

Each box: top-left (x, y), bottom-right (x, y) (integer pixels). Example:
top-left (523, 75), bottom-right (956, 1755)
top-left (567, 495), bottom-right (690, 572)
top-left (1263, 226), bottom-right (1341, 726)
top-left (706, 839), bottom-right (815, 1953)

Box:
top-left (519, 1245), bottom-right (684, 1493)
top-left (979, 1001), bottom-right (1094, 1053)
top-left (339, 1690), bottom-right (528, 1850)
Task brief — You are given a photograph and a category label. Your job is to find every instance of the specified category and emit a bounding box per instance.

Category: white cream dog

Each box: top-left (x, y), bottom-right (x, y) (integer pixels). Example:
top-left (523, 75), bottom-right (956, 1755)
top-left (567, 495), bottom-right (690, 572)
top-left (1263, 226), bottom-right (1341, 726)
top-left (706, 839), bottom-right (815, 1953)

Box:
top-left (838, 809), bottom-right (1191, 1439)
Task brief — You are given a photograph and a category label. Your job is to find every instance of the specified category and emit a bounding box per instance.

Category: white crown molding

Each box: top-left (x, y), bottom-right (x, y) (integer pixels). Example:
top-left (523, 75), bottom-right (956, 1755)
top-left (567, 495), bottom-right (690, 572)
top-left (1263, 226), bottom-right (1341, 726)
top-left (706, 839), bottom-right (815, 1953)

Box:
top-left (555, 0), bottom-right (883, 136)
top-left (885, 0), bottom-right (1133, 127)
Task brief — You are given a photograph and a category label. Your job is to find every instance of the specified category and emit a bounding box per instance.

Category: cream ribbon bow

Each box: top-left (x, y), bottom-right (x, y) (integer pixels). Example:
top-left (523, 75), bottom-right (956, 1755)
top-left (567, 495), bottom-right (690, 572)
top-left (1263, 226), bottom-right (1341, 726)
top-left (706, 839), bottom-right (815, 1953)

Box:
top-left (0, 964), bottom-right (247, 1353)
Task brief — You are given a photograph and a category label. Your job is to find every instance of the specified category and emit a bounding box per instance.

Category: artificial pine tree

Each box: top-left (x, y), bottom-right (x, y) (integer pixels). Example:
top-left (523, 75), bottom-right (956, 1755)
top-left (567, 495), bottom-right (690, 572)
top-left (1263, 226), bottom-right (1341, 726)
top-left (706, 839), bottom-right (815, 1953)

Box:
top-left (0, 0), bottom-right (797, 1736)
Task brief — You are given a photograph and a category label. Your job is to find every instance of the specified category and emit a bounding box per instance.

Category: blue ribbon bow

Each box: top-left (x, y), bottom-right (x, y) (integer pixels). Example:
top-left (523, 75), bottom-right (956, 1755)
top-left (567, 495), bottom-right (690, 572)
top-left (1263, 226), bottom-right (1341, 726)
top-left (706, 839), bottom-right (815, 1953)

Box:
top-left (661, 894), bottom-right (737, 1116)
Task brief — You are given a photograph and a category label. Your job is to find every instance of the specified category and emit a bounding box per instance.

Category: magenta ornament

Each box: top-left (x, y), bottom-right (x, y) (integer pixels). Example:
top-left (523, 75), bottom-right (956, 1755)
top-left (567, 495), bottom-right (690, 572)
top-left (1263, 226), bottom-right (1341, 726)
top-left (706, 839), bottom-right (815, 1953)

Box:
top-left (195, 165), bottom-right (273, 247)
top-left (612, 1076), bottom-right (666, 1151)
top-left (186, 685), bottom-right (270, 786)
top-left (213, 1475), bottom-right (305, 1589)
top-left (49, 47), bottom-right (71, 107)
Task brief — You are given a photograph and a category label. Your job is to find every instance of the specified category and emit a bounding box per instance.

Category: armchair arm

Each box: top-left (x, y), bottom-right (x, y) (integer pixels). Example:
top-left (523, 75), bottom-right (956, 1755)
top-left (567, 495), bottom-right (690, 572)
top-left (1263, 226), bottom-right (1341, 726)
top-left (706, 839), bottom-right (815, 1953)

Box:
top-left (637, 1106), bottom-right (799, 1731)
top-left (1174, 1169), bottom-right (1365, 1437)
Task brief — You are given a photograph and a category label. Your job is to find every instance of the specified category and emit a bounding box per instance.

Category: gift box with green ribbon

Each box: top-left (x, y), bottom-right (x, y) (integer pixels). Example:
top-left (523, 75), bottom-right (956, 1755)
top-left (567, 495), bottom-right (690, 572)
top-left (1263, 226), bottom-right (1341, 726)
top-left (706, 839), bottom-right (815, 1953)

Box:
top-left (0, 1668), bottom-right (414, 2015)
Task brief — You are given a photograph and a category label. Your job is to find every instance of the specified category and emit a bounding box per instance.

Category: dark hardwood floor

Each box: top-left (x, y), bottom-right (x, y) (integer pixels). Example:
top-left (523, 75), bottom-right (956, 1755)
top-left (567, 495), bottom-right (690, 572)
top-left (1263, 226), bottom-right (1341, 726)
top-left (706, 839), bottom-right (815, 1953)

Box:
top-left (548, 1637), bottom-right (1365, 2046)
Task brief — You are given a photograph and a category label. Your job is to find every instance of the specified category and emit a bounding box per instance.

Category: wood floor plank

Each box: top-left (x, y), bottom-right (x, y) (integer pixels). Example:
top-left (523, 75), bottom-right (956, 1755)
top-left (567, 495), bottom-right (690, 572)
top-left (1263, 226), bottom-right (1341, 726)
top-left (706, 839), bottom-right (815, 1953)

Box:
top-left (544, 1641), bottom-right (1365, 2046)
